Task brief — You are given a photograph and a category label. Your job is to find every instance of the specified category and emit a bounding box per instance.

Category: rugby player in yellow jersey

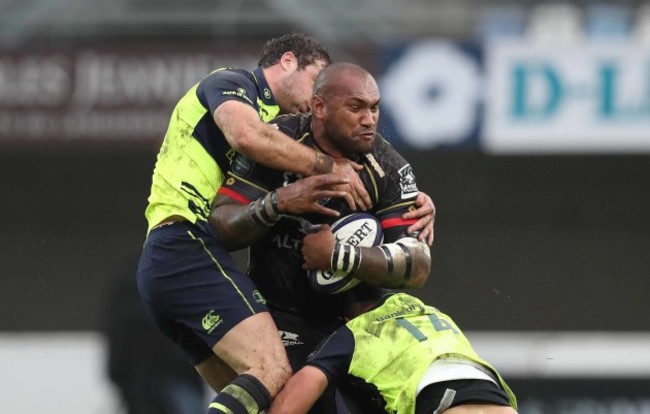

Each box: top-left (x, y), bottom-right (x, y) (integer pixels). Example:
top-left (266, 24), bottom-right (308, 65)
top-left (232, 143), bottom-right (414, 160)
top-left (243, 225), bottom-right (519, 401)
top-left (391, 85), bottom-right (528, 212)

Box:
top-left (268, 288), bottom-right (518, 414)
top-left (137, 34), bottom-right (433, 413)
top-left (137, 34), bottom-right (436, 414)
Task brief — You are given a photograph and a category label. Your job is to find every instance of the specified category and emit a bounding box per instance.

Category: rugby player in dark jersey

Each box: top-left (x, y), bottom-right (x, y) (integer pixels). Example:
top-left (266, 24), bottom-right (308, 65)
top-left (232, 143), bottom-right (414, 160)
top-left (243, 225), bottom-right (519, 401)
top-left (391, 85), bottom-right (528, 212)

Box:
top-left (210, 63), bottom-right (433, 413)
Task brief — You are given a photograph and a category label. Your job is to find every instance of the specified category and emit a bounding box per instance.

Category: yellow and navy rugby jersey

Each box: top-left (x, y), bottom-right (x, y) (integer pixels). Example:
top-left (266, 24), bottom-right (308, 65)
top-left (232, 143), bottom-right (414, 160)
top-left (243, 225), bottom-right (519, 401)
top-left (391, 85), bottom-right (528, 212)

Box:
top-left (216, 112), bottom-right (421, 322)
top-left (144, 67), bottom-right (280, 232)
top-left (305, 293), bottom-right (517, 414)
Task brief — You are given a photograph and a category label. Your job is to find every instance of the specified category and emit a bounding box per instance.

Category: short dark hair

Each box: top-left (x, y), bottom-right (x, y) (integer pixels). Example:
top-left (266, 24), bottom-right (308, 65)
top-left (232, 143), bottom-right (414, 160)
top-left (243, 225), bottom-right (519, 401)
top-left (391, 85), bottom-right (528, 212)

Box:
top-left (257, 33), bottom-right (332, 69)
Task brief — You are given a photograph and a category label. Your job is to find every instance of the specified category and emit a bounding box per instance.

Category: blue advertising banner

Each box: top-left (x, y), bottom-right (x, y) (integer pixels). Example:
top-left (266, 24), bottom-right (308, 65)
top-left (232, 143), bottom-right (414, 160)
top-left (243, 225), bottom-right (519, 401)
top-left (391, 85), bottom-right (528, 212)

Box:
top-left (377, 39), bottom-right (650, 154)
top-left (377, 40), bottom-right (484, 151)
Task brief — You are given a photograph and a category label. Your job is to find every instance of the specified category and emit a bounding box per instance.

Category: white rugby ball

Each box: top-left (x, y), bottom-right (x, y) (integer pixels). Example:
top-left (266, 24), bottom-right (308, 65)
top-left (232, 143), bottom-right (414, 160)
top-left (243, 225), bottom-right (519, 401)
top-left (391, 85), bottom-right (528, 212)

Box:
top-left (308, 213), bottom-right (384, 294)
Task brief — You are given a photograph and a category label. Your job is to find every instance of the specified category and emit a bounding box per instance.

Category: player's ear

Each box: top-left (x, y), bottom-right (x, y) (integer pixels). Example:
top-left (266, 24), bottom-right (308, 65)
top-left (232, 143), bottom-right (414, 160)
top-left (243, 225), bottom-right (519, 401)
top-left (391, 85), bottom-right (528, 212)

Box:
top-left (311, 95), bottom-right (325, 116)
top-left (280, 51), bottom-right (297, 71)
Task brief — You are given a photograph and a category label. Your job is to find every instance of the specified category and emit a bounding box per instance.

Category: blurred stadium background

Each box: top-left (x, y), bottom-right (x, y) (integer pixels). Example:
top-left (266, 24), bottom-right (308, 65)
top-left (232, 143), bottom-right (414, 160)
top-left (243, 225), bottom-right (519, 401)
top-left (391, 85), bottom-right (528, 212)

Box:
top-left (1, 0), bottom-right (649, 412)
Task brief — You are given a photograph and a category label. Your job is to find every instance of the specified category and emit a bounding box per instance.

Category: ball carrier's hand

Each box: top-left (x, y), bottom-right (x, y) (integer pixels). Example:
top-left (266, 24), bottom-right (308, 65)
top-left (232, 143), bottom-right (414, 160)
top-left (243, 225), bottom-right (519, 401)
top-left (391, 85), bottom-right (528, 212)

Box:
top-left (404, 192), bottom-right (436, 246)
top-left (301, 224), bottom-right (335, 271)
top-left (275, 174), bottom-right (353, 218)
top-left (331, 158), bottom-right (372, 211)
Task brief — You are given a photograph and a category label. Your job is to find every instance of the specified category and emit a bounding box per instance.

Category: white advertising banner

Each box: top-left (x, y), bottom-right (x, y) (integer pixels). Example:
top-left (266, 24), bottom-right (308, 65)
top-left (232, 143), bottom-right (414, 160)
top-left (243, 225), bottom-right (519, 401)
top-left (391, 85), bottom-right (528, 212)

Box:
top-left (484, 41), bottom-right (650, 153)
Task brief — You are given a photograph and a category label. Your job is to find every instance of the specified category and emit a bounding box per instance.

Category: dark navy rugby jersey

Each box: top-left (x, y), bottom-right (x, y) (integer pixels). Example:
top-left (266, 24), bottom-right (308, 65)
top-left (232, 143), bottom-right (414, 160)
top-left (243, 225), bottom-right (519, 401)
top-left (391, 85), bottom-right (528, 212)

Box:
top-left (217, 112), bottom-right (420, 322)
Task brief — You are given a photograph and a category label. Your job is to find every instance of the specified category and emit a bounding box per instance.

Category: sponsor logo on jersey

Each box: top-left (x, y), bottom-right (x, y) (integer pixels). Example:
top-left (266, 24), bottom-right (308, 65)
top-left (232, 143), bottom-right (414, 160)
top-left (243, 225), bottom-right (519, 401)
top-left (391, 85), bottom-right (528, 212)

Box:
top-left (231, 156), bottom-right (253, 176)
top-left (398, 164), bottom-right (418, 199)
top-left (271, 233), bottom-right (302, 250)
top-left (375, 304), bottom-right (425, 322)
top-left (222, 87), bottom-right (252, 104)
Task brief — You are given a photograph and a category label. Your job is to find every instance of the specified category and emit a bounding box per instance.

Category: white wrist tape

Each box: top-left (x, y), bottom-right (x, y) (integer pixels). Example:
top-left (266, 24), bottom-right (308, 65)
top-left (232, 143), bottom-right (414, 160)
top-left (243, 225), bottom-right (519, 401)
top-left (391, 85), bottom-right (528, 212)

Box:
top-left (330, 243), bottom-right (362, 275)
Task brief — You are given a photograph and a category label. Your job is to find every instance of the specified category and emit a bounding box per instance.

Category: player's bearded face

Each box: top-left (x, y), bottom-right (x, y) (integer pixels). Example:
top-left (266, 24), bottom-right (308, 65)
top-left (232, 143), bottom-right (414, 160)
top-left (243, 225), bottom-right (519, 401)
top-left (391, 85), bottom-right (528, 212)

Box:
top-left (278, 62), bottom-right (326, 114)
top-left (323, 100), bottom-right (378, 157)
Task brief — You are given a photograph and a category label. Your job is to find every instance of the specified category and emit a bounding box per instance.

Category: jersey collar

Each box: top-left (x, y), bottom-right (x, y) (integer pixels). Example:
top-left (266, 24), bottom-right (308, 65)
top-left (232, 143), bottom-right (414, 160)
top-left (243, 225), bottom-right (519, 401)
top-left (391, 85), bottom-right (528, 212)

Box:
top-left (252, 67), bottom-right (278, 107)
top-left (309, 129), bottom-right (365, 164)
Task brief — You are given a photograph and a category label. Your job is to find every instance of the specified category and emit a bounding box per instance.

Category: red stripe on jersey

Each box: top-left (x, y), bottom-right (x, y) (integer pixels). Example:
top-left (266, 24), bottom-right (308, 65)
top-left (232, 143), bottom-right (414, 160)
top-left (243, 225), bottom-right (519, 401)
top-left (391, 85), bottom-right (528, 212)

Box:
top-left (217, 187), bottom-right (251, 205)
top-left (381, 217), bottom-right (418, 229)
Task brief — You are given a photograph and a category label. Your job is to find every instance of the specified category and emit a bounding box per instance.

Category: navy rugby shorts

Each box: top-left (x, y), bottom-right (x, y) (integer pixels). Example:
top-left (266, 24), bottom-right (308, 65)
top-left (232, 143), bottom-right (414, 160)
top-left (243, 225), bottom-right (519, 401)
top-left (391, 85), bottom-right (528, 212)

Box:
top-left (270, 309), bottom-right (351, 414)
top-left (136, 221), bottom-right (268, 365)
top-left (269, 308), bottom-right (342, 371)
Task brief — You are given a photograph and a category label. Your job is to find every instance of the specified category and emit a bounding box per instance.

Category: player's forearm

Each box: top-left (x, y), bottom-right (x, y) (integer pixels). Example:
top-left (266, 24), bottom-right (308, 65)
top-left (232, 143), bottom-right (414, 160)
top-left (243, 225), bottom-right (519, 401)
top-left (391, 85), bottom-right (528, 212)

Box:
top-left (267, 384), bottom-right (316, 414)
top-left (215, 103), bottom-right (333, 176)
top-left (353, 238), bottom-right (431, 288)
top-left (238, 123), bottom-right (333, 176)
top-left (209, 204), bottom-right (269, 250)
top-left (267, 366), bottom-right (327, 414)
top-left (209, 193), bottom-right (281, 250)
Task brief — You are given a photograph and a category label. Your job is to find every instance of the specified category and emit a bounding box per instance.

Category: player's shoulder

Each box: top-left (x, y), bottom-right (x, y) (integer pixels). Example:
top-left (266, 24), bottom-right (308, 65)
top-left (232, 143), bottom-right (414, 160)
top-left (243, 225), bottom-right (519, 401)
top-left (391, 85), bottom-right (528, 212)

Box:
top-left (199, 68), bottom-right (257, 92)
top-left (269, 112), bottom-right (312, 140)
top-left (197, 68), bottom-right (258, 107)
top-left (202, 67), bottom-right (254, 83)
top-left (370, 133), bottom-right (401, 159)
top-left (364, 133), bottom-right (410, 174)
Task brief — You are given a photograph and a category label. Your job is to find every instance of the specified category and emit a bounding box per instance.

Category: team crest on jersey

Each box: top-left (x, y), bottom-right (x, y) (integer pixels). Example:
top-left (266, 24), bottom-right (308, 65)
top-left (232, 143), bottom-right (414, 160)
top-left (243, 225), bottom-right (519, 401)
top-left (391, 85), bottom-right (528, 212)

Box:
top-left (264, 88), bottom-right (271, 99)
top-left (231, 155), bottom-right (253, 176)
top-left (398, 164), bottom-right (418, 199)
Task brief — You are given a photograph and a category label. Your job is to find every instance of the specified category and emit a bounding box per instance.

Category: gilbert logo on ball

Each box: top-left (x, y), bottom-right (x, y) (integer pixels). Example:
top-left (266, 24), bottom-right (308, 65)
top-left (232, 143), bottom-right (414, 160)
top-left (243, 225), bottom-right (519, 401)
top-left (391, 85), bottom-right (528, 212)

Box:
top-left (308, 213), bottom-right (383, 294)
